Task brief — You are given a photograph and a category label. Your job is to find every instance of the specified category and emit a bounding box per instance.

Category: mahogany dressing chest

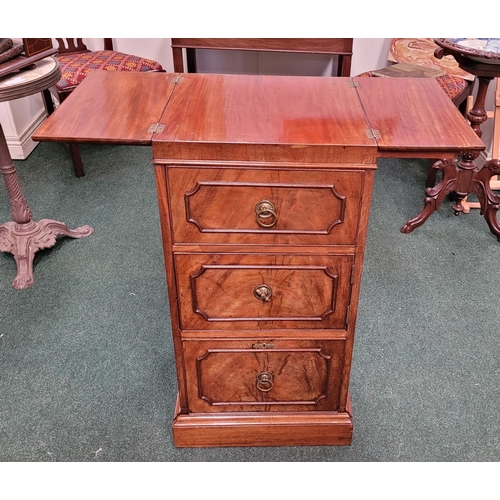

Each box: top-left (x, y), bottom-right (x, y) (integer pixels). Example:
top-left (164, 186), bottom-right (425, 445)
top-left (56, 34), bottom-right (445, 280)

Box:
top-left (153, 74), bottom-right (377, 447)
top-left (33, 71), bottom-right (484, 447)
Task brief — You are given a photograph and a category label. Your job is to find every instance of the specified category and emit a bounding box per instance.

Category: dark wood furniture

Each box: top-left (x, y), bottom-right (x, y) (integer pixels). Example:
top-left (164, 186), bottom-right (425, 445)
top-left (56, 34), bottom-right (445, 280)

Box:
top-left (22, 38), bottom-right (54, 58)
top-left (418, 38), bottom-right (500, 236)
top-left (33, 72), bottom-right (485, 447)
top-left (434, 39), bottom-right (500, 138)
top-left (171, 38), bottom-right (353, 77)
top-left (47, 38), bottom-right (164, 177)
top-left (155, 74), bottom-right (375, 447)
top-left (0, 57), bottom-right (93, 290)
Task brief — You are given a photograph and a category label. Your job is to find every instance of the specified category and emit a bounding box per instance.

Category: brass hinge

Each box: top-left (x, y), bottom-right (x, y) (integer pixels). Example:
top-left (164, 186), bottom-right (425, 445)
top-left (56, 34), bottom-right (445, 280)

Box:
top-left (349, 80), bottom-right (360, 88)
top-left (366, 129), bottom-right (381, 140)
top-left (148, 123), bottom-right (165, 134)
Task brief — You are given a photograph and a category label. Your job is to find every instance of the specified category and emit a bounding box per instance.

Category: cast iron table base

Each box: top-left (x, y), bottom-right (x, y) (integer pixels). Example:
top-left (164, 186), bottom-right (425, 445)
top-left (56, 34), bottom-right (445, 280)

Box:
top-left (0, 57), bottom-right (93, 290)
top-left (0, 125), bottom-right (93, 289)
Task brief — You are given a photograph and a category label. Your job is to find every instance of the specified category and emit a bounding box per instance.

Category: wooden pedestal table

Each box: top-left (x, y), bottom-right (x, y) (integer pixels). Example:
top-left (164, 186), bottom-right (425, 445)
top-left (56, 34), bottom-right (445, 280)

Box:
top-left (416, 38), bottom-right (500, 238)
top-left (0, 57), bottom-right (93, 289)
top-left (33, 73), bottom-right (485, 447)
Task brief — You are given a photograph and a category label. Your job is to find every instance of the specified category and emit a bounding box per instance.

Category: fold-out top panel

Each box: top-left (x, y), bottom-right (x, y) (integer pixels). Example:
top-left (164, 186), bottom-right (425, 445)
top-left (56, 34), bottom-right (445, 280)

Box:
top-left (33, 72), bottom-right (177, 144)
top-left (353, 77), bottom-right (485, 156)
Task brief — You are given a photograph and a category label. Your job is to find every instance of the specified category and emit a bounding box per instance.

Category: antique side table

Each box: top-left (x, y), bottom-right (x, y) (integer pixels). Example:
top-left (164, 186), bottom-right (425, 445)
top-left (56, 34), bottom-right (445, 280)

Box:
top-left (33, 72), bottom-right (485, 447)
top-left (432, 38), bottom-right (500, 226)
top-left (0, 57), bottom-right (93, 289)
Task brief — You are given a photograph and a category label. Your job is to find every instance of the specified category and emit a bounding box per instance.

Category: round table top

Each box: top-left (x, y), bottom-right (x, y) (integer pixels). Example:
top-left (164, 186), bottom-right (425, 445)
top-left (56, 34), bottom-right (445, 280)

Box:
top-left (435, 39), bottom-right (500, 65)
top-left (0, 57), bottom-right (61, 103)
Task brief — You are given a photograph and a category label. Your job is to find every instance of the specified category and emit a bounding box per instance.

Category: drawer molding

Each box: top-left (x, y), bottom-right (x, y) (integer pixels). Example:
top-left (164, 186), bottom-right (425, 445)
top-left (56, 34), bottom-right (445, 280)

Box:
top-left (190, 264), bottom-right (338, 323)
top-left (184, 180), bottom-right (347, 234)
top-left (195, 347), bottom-right (332, 407)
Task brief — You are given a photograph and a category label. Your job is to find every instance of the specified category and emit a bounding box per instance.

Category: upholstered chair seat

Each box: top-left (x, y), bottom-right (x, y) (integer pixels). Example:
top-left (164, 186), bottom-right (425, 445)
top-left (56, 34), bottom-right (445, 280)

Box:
top-left (55, 50), bottom-right (164, 93)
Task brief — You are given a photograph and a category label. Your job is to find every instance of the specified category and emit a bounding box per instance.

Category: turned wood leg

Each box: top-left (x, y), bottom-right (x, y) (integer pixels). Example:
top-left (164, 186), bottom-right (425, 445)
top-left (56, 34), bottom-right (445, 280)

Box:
top-left (402, 159), bottom-right (458, 233)
top-left (473, 158), bottom-right (500, 241)
top-left (449, 152), bottom-right (478, 215)
top-left (467, 76), bottom-right (493, 138)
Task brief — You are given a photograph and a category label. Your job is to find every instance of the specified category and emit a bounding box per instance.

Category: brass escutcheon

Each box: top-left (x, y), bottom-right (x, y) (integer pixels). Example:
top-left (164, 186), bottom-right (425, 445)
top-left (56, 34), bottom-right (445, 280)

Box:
top-left (253, 284), bottom-right (272, 302)
top-left (256, 372), bottom-right (274, 392)
top-left (252, 342), bottom-right (275, 349)
top-left (254, 199), bottom-right (278, 228)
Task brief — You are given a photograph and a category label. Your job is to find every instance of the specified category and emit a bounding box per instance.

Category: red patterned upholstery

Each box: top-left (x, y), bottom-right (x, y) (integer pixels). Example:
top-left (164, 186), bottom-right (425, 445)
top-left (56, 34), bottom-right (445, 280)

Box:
top-left (55, 50), bottom-right (164, 92)
top-left (356, 71), bottom-right (469, 102)
top-left (434, 73), bottom-right (470, 102)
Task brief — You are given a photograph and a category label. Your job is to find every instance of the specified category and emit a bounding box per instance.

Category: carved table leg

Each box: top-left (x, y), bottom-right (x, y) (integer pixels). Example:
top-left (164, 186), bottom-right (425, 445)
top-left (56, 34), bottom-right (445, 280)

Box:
top-left (403, 150), bottom-right (500, 240)
top-left (0, 124), bottom-right (93, 290)
top-left (472, 158), bottom-right (500, 241)
top-left (401, 158), bottom-right (458, 233)
top-left (449, 151), bottom-right (480, 215)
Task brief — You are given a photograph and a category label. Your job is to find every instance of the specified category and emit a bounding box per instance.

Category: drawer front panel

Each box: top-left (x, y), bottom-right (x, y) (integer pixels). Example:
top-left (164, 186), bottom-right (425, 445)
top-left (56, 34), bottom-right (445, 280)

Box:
top-left (167, 167), bottom-right (367, 245)
top-left (175, 253), bottom-right (354, 331)
top-left (184, 339), bottom-right (345, 413)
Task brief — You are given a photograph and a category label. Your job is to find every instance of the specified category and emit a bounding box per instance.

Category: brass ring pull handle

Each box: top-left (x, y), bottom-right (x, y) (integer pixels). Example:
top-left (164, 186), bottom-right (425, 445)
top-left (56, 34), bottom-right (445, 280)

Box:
top-left (253, 284), bottom-right (272, 302)
top-left (256, 372), bottom-right (274, 392)
top-left (255, 200), bottom-right (278, 228)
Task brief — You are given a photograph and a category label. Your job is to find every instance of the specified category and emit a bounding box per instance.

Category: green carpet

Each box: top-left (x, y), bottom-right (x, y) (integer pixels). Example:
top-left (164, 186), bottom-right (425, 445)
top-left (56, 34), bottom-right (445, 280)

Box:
top-left (1, 142), bottom-right (499, 461)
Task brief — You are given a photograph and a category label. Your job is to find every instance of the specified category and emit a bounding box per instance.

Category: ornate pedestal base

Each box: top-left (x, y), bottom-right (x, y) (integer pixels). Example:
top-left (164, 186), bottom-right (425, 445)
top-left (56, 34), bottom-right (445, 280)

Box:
top-left (411, 38), bottom-right (500, 240)
top-left (402, 154), bottom-right (500, 241)
top-left (0, 123), bottom-right (93, 290)
top-left (0, 219), bottom-right (93, 290)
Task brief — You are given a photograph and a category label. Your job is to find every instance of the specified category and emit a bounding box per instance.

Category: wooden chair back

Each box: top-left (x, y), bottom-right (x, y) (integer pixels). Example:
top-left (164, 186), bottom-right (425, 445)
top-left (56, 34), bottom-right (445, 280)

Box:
top-left (55, 38), bottom-right (113, 54)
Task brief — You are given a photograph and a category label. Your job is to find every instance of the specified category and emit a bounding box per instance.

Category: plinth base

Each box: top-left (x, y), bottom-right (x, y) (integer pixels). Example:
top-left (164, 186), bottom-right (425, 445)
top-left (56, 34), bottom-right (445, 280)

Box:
top-left (172, 395), bottom-right (353, 448)
top-left (0, 218), bottom-right (93, 290)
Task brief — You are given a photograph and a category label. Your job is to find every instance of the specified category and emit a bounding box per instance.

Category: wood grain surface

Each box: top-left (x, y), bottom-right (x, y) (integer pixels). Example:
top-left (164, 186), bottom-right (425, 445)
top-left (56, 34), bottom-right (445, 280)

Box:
top-left (33, 72), bottom-right (177, 144)
top-left (354, 77), bottom-right (485, 154)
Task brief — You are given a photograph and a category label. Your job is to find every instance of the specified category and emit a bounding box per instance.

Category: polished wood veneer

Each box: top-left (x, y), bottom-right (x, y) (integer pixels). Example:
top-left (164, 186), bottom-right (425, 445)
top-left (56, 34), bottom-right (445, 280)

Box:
top-left (354, 77), bottom-right (483, 157)
top-left (34, 72), bottom-right (177, 144)
top-left (32, 72), bottom-right (488, 447)
top-left (175, 253), bottom-right (354, 331)
top-left (167, 167), bottom-right (366, 246)
top-left (154, 74), bottom-right (376, 164)
top-left (154, 75), bottom-right (376, 447)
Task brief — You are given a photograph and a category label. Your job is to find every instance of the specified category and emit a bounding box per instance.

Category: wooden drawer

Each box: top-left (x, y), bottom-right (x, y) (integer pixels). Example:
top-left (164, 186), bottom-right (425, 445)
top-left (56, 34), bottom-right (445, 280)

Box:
top-left (175, 253), bottom-right (354, 331)
top-left (166, 167), bottom-right (368, 246)
top-left (183, 339), bottom-right (346, 413)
